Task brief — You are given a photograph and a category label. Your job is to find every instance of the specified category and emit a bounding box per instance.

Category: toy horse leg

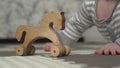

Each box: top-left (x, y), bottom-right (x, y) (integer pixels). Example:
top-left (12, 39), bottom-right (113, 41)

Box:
top-left (16, 26), bottom-right (40, 56)
top-left (16, 42), bottom-right (35, 56)
top-left (40, 29), bottom-right (68, 57)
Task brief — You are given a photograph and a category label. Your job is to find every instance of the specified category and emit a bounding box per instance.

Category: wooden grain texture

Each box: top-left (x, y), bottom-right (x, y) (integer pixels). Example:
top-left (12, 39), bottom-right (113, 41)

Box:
top-left (15, 11), bottom-right (70, 57)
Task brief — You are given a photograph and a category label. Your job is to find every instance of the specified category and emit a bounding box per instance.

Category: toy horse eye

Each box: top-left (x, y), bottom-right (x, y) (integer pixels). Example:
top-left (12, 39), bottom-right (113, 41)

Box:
top-left (61, 12), bottom-right (64, 15)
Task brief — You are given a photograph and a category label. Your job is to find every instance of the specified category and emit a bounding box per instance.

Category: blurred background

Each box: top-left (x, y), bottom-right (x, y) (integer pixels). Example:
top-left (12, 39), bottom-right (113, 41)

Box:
top-left (0, 1), bottom-right (120, 68)
top-left (0, 0), bottom-right (107, 43)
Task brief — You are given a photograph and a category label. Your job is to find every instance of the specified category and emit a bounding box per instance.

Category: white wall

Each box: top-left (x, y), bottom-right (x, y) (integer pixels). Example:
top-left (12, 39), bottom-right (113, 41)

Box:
top-left (0, 0), bottom-right (106, 43)
top-left (0, 0), bottom-right (81, 38)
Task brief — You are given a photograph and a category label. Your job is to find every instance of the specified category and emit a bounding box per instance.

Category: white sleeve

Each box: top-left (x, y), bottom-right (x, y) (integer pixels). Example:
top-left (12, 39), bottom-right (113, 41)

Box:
top-left (58, 31), bottom-right (76, 46)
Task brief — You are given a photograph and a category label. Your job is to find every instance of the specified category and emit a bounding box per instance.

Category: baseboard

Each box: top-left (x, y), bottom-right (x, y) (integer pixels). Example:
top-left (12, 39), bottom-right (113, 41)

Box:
top-left (0, 38), bottom-right (51, 44)
top-left (0, 37), bottom-right (84, 44)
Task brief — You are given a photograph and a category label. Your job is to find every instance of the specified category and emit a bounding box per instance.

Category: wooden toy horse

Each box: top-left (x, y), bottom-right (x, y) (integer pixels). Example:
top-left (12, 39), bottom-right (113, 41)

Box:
top-left (15, 11), bottom-right (71, 57)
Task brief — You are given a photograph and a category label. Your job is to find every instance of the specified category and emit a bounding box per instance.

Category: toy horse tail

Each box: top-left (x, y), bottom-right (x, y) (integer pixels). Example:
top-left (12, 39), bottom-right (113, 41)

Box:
top-left (15, 25), bottom-right (28, 42)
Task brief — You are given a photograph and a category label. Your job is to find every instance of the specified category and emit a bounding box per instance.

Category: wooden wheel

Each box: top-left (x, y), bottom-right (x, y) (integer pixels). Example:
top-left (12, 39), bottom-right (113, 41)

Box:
top-left (16, 46), bottom-right (25, 56)
top-left (51, 46), bottom-right (62, 57)
top-left (27, 45), bottom-right (35, 55)
top-left (64, 45), bottom-right (71, 56)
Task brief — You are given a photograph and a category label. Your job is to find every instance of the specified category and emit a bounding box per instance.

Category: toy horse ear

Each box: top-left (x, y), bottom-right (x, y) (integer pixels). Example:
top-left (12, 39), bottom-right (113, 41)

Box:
top-left (61, 12), bottom-right (64, 15)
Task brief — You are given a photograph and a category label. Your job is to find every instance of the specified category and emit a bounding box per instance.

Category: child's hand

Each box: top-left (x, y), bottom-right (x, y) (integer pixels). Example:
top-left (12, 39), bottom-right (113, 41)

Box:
top-left (95, 42), bottom-right (120, 55)
top-left (43, 43), bottom-right (53, 52)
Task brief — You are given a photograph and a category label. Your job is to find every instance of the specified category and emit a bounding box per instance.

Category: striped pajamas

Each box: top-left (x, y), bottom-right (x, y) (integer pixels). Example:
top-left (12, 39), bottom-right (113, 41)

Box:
top-left (59, 0), bottom-right (120, 46)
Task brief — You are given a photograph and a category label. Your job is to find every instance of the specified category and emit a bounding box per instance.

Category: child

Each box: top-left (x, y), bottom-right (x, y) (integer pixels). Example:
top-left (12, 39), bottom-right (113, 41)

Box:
top-left (43, 0), bottom-right (120, 55)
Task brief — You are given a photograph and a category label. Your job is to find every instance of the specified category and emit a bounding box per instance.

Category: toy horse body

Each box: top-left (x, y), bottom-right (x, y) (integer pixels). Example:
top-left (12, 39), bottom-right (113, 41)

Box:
top-left (15, 11), bottom-right (70, 57)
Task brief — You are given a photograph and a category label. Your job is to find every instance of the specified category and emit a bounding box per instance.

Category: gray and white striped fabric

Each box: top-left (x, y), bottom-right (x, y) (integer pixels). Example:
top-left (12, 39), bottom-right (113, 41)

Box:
top-left (62, 0), bottom-right (120, 45)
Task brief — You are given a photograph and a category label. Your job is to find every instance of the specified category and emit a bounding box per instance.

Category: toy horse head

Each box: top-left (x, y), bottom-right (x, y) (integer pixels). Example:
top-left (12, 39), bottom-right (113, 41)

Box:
top-left (40, 11), bottom-right (65, 30)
